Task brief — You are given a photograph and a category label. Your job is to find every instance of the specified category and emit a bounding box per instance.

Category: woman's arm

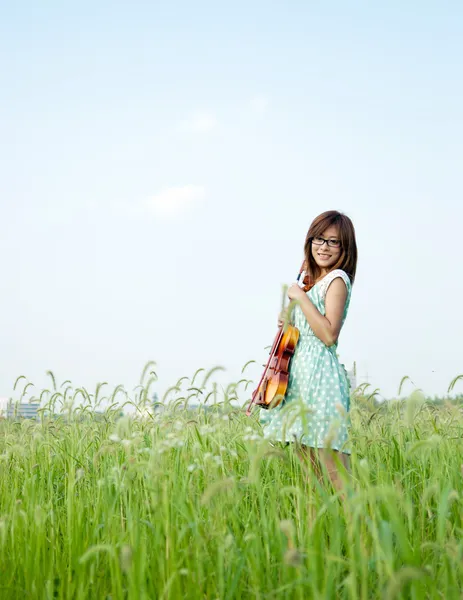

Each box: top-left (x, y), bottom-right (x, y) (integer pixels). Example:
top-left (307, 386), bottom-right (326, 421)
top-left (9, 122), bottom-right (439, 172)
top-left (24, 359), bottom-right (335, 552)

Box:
top-left (296, 278), bottom-right (348, 346)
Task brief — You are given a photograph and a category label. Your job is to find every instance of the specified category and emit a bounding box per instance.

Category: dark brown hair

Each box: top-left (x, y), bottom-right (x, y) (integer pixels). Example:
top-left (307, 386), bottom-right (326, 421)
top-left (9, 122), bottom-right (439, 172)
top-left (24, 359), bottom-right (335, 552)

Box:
top-left (300, 210), bottom-right (358, 291)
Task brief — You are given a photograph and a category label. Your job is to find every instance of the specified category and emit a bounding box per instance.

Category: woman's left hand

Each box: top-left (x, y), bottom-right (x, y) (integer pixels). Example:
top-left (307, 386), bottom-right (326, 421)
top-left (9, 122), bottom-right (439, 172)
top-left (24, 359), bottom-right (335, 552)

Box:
top-left (287, 283), bottom-right (306, 302)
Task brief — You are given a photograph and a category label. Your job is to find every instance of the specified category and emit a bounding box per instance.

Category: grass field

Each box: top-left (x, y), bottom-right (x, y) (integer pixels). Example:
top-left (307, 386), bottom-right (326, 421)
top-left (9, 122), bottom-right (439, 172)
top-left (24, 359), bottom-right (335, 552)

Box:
top-left (1, 365), bottom-right (463, 599)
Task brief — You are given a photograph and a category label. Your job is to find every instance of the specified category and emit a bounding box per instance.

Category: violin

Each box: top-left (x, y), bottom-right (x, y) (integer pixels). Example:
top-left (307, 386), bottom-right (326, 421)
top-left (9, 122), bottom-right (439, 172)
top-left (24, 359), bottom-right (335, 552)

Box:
top-left (246, 262), bottom-right (306, 416)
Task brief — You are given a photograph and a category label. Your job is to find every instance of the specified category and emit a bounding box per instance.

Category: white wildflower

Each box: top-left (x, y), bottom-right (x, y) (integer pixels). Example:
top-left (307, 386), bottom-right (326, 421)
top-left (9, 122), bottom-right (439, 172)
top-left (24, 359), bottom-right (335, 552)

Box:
top-left (199, 425), bottom-right (216, 435)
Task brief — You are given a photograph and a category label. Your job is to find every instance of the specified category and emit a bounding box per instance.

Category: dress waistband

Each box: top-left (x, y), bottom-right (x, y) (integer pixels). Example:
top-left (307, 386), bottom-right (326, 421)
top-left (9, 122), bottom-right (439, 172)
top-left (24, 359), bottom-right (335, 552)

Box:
top-left (297, 333), bottom-right (338, 351)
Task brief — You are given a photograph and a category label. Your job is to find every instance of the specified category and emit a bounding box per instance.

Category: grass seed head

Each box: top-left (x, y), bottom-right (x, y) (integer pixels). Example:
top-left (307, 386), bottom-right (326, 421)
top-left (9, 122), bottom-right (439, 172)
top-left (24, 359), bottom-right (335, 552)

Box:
top-left (120, 545), bottom-right (132, 573)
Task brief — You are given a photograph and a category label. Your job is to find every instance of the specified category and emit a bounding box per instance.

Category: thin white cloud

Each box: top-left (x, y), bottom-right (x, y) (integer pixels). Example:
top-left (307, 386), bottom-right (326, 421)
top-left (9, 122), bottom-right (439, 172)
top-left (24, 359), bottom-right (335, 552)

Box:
top-left (178, 113), bottom-right (218, 133)
top-left (250, 95), bottom-right (269, 115)
top-left (143, 185), bottom-right (206, 218)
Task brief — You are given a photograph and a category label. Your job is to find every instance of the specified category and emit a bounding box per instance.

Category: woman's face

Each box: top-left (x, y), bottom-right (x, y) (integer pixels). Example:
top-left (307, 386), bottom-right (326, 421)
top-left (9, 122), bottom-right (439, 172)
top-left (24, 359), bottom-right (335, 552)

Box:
top-left (311, 224), bottom-right (342, 273)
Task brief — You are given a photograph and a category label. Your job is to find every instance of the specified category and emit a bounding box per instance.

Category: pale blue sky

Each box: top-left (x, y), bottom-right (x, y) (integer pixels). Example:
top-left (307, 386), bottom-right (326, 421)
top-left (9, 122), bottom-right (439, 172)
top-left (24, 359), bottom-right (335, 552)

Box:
top-left (1, 1), bottom-right (462, 401)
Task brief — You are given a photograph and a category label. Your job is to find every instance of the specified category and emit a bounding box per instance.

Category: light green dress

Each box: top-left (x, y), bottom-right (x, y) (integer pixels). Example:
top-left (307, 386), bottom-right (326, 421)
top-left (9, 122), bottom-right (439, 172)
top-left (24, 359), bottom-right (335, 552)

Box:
top-left (259, 269), bottom-right (352, 455)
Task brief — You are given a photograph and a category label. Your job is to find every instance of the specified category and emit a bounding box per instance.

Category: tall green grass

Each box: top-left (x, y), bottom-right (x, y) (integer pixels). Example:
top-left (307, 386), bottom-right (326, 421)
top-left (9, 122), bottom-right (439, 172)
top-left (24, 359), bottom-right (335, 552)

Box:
top-left (1, 365), bottom-right (463, 599)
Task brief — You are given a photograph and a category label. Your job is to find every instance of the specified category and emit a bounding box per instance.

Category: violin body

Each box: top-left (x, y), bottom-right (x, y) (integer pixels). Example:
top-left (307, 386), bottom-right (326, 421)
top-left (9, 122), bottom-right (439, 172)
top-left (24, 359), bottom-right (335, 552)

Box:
top-left (246, 322), bottom-right (300, 415)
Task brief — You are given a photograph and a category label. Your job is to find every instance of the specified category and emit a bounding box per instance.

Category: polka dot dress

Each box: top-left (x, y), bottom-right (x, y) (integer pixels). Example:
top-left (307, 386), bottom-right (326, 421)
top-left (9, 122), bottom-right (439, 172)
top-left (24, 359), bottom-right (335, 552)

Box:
top-left (259, 269), bottom-right (352, 455)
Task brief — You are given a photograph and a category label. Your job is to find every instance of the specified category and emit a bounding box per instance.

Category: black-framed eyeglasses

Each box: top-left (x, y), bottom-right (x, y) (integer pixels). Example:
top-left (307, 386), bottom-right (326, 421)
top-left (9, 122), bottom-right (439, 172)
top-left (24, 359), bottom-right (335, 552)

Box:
top-left (311, 236), bottom-right (341, 248)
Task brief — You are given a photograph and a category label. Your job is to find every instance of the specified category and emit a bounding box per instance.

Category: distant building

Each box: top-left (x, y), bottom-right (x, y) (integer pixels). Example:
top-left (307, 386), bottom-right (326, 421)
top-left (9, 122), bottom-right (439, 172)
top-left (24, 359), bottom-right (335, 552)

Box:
top-left (0, 397), bottom-right (8, 417)
top-left (347, 362), bottom-right (357, 392)
top-left (2, 400), bottom-right (39, 420)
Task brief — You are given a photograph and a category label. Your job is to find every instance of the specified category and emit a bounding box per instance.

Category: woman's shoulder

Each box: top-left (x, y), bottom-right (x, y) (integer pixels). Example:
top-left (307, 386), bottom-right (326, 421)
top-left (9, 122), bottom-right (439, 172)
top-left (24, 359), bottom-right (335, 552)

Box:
top-left (318, 269), bottom-right (351, 298)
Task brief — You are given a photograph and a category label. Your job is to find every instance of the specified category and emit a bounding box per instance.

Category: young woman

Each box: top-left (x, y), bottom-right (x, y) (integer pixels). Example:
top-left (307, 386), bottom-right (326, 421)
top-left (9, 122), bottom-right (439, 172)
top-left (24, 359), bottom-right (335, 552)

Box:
top-left (259, 210), bottom-right (358, 492)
